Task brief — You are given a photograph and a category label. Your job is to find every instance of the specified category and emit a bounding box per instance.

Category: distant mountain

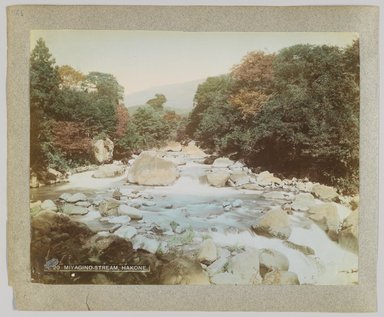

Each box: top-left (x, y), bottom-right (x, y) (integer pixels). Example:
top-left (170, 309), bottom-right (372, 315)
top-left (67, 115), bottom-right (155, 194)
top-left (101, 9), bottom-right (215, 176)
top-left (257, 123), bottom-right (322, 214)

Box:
top-left (124, 78), bottom-right (206, 115)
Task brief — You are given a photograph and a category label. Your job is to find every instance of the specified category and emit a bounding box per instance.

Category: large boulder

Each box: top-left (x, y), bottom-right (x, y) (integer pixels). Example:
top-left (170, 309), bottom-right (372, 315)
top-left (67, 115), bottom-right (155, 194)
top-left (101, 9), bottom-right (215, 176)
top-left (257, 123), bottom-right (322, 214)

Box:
top-left (212, 157), bottom-right (234, 168)
top-left (93, 164), bottom-right (125, 178)
top-left (257, 171), bottom-right (282, 186)
top-left (227, 249), bottom-right (262, 284)
top-left (207, 256), bottom-right (228, 276)
top-left (160, 257), bottom-right (210, 285)
top-left (92, 138), bottom-right (114, 164)
top-left (296, 181), bottom-right (314, 193)
top-left (118, 205), bottom-right (143, 220)
top-left (41, 199), bottom-right (58, 211)
top-left (311, 184), bottom-right (338, 201)
top-left (206, 171), bottom-right (230, 187)
top-left (307, 203), bottom-right (340, 241)
top-left (259, 249), bottom-right (289, 276)
top-left (291, 193), bottom-right (316, 212)
top-left (251, 208), bottom-right (292, 240)
top-left (62, 204), bottom-right (89, 215)
top-left (99, 199), bottom-right (120, 216)
top-left (197, 239), bottom-right (217, 264)
top-left (229, 171), bottom-right (250, 186)
top-left (262, 270), bottom-right (300, 285)
top-left (127, 151), bottom-right (179, 186)
top-left (338, 209), bottom-right (358, 254)
top-left (114, 225), bottom-right (138, 240)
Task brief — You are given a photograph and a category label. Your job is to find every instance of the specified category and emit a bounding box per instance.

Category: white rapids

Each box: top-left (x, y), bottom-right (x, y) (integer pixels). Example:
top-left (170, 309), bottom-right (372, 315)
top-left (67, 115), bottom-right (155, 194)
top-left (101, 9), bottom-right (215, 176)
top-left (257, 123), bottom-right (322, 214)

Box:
top-left (31, 159), bottom-right (358, 285)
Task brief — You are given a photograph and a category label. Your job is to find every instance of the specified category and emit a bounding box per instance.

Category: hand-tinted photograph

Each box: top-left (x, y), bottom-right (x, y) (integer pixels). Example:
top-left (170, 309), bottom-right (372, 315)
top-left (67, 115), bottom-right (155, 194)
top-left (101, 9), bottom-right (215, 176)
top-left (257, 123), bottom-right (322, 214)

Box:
top-left (29, 31), bottom-right (359, 285)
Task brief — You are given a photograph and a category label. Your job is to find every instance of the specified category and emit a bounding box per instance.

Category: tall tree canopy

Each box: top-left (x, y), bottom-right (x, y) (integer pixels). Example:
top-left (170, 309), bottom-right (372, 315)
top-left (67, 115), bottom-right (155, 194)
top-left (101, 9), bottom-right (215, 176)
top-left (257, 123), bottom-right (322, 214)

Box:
top-left (187, 43), bottom-right (360, 193)
top-left (230, 51), bottom-right (275, 116)
top-left (30, 38), bottom-right (61, 170)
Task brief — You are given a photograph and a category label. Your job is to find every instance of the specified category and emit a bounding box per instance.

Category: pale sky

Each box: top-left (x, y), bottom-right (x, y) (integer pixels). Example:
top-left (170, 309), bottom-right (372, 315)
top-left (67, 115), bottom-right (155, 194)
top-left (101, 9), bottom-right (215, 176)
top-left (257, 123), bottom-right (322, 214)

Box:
top-left (30, 31), bottom-right (357, 95)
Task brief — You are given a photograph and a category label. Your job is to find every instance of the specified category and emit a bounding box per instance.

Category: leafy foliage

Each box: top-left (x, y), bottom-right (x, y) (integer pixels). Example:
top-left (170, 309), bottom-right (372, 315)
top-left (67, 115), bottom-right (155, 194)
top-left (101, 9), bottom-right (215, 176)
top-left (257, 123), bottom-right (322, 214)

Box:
top-left (30, 39), bottom-right (125, 172)
top-left (230, 51), bottom-right (275, 116)
top-left (30, 38), bottom-right (61, 170)
top-left (249, 44), bottom-right (359, 192)
top-left (188, 42), bottom-right (360, 193)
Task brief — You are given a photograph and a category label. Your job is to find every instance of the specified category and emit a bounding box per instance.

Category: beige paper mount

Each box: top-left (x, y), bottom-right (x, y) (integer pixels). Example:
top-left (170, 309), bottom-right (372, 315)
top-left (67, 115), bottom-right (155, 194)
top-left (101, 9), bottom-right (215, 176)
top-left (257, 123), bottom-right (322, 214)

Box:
top-left (7, 5), bottom-right (379, 311)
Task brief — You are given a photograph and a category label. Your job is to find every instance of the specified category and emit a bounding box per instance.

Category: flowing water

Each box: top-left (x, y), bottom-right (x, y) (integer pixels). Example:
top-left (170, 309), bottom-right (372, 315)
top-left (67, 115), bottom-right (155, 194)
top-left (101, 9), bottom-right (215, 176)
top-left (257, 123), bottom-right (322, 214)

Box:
top-left (31, 158), bottom-right (358, 285)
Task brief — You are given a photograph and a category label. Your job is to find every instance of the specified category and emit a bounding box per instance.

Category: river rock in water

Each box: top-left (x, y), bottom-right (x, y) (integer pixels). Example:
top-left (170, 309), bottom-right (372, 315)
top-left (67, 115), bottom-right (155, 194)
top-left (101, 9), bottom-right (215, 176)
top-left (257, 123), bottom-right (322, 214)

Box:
top-left (62, 204), bottom-right (89, 215)
top-left (259, 249), bottom-right (289, 276)
top-left (118, 205), bottom-right (143, 220)
top-left (206, 171), bottom-right (230, 187)
top-left (311, 184), bottom-right (339, 201)
top-left (291, 193), bottom-right (316, 212)
top-left (229, 171), bottom-right (250, 186)
top-left (99, 199), bottom-right (120, 216)
top-left (93, 164), bottom-right (125, 178)
top-left (41, 199), bottom-right (57, 211)
top-left (257, 171), bottom-right (282, 186)
top-left (114, 225), bottom-right (137, 239)
top-left (212, 157), bottom-right (234, 168)
top-left (206, 256), bottom-right (228, 276)
top-left (127, 151), bottom-right (179, 186)
top-left (197, 239), bottom-right (217, 264)
top-left (251, 208), bottom-right (292, 240)
top-left (227, 249), bottom-right (262, 284)
top-left (307, 203), bottom-right (340, 241)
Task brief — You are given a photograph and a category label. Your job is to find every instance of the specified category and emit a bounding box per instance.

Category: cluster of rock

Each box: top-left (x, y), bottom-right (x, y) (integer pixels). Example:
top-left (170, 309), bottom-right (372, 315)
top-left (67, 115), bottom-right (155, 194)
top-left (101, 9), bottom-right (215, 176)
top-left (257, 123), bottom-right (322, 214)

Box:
top-left (30, 204), bottom-right (301, 285)
top-left (30, 209), bottom-right (209, 285)
top-left (196, 239), bottom-right (299, 285)
top-left (30, 141), bottom-right (359, 284)
top-left (30, 138), bottom-right (116, 188)
top-left (202, 156), bottom-right (358, 254)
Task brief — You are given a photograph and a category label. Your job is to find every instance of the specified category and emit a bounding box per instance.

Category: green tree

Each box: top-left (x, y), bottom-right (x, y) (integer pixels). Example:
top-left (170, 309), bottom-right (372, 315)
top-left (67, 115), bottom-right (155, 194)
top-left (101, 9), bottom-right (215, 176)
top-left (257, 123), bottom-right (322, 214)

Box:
top-left (30, 38), bottom-right (61, 170)
top-left (250, 44), bottom-right (359, 192)
top-left (186, 75), bottom-right (233, 137)
top-left (146, 94), bottom-right (167, 111)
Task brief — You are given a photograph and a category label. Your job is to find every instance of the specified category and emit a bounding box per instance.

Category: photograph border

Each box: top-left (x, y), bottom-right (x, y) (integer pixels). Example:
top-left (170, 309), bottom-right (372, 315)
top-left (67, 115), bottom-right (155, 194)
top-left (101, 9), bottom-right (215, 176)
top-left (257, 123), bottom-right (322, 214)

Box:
top-left (7, 5), bottom-right (379, 311)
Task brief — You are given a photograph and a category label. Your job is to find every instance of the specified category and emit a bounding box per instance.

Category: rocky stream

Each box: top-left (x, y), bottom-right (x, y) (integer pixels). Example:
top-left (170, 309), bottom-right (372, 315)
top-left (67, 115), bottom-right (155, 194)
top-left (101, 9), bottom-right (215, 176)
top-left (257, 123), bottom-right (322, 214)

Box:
top-left (30, 141), bottom-right (359, 285)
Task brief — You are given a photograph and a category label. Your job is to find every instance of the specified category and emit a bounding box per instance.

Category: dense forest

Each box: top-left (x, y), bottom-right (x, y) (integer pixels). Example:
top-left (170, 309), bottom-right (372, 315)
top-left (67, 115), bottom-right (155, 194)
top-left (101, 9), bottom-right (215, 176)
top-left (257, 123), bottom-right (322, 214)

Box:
top-left (30, 38), bottom-right (359, 193)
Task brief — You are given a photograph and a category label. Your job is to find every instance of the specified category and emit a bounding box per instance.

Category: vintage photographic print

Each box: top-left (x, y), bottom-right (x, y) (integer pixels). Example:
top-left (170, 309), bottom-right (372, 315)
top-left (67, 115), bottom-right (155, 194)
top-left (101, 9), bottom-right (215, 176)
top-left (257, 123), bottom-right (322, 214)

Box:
top-left (29, 30), bottom-right (360, 286)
